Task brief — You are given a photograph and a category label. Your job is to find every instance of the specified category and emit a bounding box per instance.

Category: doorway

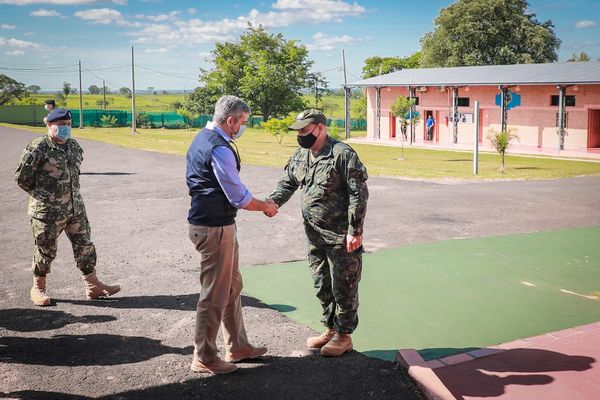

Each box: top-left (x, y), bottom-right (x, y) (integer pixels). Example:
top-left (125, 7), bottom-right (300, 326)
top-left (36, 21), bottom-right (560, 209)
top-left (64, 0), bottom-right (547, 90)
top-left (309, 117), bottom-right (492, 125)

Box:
top-left (389, 112), bottom-right (396, 139)
top-left (588, 110), bottom-right (600, 148)
top-left (424, 110), bottom-right (434, 141)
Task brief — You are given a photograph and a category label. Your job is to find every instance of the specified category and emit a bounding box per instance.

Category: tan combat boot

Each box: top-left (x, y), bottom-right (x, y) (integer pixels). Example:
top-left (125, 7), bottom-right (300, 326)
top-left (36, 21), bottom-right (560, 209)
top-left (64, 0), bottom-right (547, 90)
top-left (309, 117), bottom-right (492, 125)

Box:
top-left (225, 345), bottom-right (268, 363)
top-left (82, 271), bottom-right (121, 299)
top-left (306, 328), bottom-right (335, 349)
top-left (320, 333), bottom-right (353, 357)
top-left (30, 275), bottom-right (51, 306)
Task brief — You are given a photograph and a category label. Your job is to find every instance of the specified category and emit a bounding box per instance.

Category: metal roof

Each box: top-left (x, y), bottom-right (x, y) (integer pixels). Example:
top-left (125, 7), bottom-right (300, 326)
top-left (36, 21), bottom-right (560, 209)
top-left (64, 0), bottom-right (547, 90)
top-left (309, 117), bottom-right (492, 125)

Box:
top-left (347, 61), bottom-right (600, 87)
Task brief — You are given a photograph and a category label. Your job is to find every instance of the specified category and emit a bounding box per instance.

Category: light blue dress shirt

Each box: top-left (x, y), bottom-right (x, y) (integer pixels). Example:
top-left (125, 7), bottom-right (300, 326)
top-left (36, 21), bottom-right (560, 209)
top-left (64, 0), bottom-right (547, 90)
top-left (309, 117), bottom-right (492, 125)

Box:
top-left (206, 121), bottom-right (252, 209)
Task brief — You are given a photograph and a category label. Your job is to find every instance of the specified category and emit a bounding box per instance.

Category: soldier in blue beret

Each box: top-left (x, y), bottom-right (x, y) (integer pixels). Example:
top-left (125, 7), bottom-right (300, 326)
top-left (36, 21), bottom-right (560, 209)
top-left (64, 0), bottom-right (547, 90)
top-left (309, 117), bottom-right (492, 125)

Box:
top-left (15, 108), bottom-right (121, 306)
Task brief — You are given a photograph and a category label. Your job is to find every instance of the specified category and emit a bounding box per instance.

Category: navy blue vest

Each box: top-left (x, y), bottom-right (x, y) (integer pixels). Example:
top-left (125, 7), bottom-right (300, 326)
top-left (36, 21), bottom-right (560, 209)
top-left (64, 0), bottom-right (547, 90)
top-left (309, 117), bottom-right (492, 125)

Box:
top-left (186, 128), bottom-right (240, 226)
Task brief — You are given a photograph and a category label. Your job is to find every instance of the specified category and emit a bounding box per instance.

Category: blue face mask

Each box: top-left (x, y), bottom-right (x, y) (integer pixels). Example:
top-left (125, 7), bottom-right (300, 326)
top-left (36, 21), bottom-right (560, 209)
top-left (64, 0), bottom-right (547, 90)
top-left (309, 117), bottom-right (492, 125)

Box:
top-left (56, 125), bottom-right (72, 141)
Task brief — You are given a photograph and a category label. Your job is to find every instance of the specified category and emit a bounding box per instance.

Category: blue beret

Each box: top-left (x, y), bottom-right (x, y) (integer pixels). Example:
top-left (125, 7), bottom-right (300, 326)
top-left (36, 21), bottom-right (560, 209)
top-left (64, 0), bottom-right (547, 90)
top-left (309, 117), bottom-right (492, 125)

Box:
top-left (46, 108), bottom-right (72, 122)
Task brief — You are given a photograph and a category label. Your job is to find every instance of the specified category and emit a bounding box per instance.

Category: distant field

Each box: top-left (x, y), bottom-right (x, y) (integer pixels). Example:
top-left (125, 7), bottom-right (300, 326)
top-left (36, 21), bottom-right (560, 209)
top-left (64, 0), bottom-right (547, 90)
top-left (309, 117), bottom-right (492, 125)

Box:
top-left (4, 123), bottom-right (600, 180)
top-left (19, 93), bottom-right (360, 119)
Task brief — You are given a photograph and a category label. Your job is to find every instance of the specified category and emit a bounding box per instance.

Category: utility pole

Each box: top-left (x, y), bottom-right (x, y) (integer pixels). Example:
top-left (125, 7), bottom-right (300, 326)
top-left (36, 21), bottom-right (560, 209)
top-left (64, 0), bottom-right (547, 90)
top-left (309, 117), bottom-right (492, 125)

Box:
top-left (473, 101), bottom-right (480, 175)
top-left (102, 80), bottom-right (107, 110)
top-left (342, 49), bottom-right (350, 140)
top-left (78, 60), bottom-right (83, 129)
top-left (131, 46), bottom-right (137, 134)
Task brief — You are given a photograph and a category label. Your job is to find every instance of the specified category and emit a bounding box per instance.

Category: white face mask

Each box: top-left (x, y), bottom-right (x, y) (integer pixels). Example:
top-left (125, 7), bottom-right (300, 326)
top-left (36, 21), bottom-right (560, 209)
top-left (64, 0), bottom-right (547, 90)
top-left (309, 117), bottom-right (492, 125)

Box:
top-left (44, 104), bottom-right (50, 111)
top-left (233, 124), bottom-right (246, 140)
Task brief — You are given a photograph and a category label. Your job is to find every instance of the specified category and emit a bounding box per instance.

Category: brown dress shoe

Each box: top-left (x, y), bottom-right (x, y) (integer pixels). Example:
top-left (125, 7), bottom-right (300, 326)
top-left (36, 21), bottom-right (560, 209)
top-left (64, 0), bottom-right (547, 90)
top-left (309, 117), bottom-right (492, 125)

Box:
top-left (306, 328), bottom-right (335, 349)
top-left (224, 345), bottom-right (267, 363)
top-left (320, 333), bottom-right (353, 356)
top-left (190, 357), bottom-right (238, 374)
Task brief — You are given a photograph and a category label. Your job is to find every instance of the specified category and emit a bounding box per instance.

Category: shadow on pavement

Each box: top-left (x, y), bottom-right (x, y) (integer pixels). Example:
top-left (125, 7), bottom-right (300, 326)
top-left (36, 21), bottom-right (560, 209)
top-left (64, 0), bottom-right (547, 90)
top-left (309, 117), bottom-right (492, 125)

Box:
top-left (0, 334), bottom-right (192, 366)
top-left (0, 308), bottom-right (116, 332)
top-left (58, 294), bottom-right (291, 313)
top-left (4, 351), bottom-right (421, 400)
top-left (433, 348), bottom-right (595, 399)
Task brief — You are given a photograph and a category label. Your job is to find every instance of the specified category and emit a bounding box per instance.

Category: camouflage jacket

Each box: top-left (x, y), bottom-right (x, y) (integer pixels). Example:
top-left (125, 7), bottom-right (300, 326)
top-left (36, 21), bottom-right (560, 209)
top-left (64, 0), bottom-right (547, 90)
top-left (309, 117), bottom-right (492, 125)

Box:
top-left (15, 135), bottom-right (86, 219)
top-left (269, 136), bottom-right (368, 245)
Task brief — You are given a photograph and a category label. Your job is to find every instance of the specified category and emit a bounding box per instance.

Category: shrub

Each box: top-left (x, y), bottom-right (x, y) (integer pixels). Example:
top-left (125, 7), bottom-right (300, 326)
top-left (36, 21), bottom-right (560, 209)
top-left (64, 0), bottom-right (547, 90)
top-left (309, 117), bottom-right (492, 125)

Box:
top-left (100, 115), bottom-right (118, 127)
top-left (488, 128), bottom-right (519, 172)
top-left (262, 116), bottom-right (295, 145)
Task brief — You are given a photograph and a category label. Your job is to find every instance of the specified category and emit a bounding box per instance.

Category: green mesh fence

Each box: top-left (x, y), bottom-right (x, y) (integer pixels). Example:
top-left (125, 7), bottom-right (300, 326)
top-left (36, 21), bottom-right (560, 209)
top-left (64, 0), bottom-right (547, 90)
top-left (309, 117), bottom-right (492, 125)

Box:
top-left (1, 106), bottom-right (367, 131)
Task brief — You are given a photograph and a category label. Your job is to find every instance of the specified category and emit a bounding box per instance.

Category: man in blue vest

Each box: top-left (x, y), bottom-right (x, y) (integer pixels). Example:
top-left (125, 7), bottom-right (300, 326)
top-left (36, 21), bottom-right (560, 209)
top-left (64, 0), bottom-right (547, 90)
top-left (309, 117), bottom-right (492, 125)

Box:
top-left (186, 95), bottom-right (278, 374)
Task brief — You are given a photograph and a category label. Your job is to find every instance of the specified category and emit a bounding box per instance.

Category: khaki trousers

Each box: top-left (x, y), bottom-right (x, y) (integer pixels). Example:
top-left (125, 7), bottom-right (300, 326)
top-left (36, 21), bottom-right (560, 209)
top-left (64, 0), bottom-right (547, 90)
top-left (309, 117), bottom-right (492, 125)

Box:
top-left (189, 223), bottom-right (249, 362)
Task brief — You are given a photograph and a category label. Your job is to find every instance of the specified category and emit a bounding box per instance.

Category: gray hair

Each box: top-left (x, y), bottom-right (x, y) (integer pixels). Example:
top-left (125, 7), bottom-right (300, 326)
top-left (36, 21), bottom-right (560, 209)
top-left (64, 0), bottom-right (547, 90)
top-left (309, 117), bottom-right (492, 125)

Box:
top-left (213, 95), bottom-right (251, 124)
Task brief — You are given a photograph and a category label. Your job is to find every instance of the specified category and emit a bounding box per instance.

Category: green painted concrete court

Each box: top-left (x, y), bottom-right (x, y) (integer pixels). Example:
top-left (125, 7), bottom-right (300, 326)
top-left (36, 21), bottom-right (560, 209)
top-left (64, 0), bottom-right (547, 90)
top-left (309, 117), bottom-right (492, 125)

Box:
top-left (242, 226), bottom-right (600, 362)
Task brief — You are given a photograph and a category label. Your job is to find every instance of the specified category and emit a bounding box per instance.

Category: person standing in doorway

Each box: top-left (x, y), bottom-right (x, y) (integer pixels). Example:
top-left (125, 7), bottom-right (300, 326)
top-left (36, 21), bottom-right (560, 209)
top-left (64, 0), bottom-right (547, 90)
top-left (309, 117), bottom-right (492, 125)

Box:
top-left (426, 115), bottom-right (435, 141)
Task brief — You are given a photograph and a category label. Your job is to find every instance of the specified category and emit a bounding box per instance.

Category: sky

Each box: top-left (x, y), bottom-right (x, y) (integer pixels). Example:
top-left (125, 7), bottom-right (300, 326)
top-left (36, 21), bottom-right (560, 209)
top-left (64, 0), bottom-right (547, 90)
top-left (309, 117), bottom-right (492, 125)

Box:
top-left (0, 0), bottom-right (599, 91)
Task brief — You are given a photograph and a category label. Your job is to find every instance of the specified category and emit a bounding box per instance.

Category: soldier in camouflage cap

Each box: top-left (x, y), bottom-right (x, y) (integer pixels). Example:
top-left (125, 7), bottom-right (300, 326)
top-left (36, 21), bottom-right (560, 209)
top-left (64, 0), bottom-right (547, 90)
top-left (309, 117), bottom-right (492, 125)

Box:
top-left (15, 108), bottom-right (121, 306)
top-left (268, 109), bottom-right (369, 357)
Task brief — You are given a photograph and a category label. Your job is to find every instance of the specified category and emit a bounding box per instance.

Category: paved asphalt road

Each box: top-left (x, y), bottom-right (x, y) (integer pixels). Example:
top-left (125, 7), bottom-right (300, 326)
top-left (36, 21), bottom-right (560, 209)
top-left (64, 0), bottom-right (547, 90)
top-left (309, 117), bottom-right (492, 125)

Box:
top-left (1, 126), bottom-right (599, 399)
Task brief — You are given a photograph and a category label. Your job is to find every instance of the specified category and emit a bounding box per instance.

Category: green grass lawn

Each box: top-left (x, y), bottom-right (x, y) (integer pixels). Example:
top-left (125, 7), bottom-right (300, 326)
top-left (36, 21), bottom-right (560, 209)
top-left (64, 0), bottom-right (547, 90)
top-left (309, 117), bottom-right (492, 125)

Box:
top-left (3, 123), bottom-right (600, 180)
top-left (18, 93), bottom-right (359, 119)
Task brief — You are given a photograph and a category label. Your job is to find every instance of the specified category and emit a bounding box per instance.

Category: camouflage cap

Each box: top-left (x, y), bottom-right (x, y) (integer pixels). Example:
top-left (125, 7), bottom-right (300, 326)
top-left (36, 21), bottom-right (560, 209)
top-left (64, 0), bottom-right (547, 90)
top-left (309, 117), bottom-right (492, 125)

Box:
top-left (288, 109), bottom-right (327, 130)
top-left (46, 108), bottom-right (72, 122)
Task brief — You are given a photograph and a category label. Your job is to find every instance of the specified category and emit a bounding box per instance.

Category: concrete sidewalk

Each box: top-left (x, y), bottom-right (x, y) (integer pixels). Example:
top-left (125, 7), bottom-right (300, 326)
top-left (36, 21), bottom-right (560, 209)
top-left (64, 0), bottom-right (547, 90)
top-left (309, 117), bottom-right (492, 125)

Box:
top-left (398, 321), bottom-right (600, 400)
top-left (348, 136), bottom-right (600, 161)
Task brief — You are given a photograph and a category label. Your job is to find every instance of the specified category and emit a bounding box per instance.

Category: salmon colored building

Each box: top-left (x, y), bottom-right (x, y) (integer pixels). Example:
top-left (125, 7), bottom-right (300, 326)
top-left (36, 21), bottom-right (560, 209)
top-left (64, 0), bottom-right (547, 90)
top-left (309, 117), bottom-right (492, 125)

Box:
top-left (347, 61), bottom-right (600, 152)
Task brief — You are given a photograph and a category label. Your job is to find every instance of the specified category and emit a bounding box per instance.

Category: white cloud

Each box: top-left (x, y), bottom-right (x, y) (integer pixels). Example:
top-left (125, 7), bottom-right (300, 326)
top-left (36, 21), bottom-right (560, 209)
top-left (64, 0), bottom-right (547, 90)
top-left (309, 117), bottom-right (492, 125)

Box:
top-left (575, 20), bottom-right (597, 29)
top-left (0, 0), bottom-right (126, 4)
top-left (5, 37), bottom-right (43, 49)
top-left (187, 8), bottom-right (196, 15)
top-left (1, 24), bottom-right (16, 29)
top-left (144, 47), bottom-right (170, 53)
top-left (306, 32), bottom-right (359, 51)
top-left (74, 8), bottom-right (141, 26)
top-left (135, 11), bottom-right (180, 22)
top-left (30, 9), bottom-right (63, 17)
top-left (6, 50), bottom-right (25, 56)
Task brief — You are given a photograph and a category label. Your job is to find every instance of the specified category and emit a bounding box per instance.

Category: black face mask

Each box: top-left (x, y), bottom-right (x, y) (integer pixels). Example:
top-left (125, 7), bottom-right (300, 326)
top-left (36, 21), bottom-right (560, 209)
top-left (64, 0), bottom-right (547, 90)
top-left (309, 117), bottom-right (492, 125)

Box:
top-left (297, 125), bottom-right (319, 149)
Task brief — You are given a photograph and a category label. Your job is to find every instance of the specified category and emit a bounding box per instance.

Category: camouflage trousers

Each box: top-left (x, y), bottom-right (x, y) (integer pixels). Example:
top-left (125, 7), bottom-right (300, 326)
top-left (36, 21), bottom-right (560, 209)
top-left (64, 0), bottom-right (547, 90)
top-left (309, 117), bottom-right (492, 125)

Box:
top-left (30, 213), bottom-right (96, 276)
top-left (307, 241), bottom-right (363, 334)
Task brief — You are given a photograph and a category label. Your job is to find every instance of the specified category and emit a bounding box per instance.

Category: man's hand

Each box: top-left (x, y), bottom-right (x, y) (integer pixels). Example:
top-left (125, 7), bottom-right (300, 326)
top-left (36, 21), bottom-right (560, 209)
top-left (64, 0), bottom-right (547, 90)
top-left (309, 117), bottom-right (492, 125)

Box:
top-left (345, 234), bottom-right (362, 253)
top-left (263, 198), bottom-right (278, 217)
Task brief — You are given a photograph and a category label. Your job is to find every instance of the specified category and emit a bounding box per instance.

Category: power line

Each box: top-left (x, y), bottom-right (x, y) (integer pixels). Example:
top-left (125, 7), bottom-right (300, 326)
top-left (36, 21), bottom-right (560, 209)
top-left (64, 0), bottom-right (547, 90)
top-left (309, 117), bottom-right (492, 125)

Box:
top-left (81, 66), bottom-right (126, 89)
top-left (137, 64), bottom-right (199, 82)
top-left (0, 64), bottom-right (78, 71)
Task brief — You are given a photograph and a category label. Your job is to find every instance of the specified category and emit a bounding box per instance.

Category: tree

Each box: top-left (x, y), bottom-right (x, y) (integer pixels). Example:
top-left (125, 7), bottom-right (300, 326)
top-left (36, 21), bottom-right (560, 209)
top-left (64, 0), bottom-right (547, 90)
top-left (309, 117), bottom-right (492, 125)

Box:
top-left (361, 52), bottom-right (421, 79)
top-left (351, 95), bottom-right (367, 120)
top-left (147, 86), bottom-right (155, 94)
top-left (119, 87), bottom-right (132, 98)
top-left (390, 96), bottom-right (419, 125)
top-left (262, 116), bottom-right (295, 144)
top-left (420, 0), bottom-right (561, 67)
top-left (27, 85), bottom-right (41, 94)
top-left (189, 25), bottom-right (315, 121)
top-left (488, 128), bottom-right (519, 172)
top-left (0, 74), bottom-right (27, 105)
top-left (88, 84), bottom-right (101, 94)
top-left (62, 82), bottom-right (71, 103)
top-left (567, 52), bottom-right (591, 62)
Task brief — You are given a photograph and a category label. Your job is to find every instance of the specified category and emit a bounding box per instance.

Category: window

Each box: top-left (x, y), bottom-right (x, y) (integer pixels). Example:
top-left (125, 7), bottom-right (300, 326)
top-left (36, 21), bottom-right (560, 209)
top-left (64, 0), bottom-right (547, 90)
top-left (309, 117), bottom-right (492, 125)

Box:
top-left (550, 95), bottom-right (576, 106)
top-left (457, 97), bottom-right (470, 107)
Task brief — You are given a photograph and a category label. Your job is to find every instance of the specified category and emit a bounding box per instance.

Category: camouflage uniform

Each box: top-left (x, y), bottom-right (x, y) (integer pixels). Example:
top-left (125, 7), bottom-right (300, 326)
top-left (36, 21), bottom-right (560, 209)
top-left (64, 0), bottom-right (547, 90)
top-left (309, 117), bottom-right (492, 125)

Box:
top-left (270, 136), bottom-right (368, 333)
top-left (15, 135), bottom-right (96, 277)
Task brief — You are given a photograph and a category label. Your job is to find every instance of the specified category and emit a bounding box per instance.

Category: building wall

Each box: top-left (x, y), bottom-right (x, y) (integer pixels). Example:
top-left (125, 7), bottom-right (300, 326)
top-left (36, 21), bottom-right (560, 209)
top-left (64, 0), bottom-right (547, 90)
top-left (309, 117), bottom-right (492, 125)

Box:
top-left (365, 84), bottom-right (600, 150)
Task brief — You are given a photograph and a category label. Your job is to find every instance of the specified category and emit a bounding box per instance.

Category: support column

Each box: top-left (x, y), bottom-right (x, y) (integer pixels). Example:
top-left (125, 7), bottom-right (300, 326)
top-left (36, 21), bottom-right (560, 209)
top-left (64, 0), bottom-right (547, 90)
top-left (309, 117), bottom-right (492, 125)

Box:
top-left (499, 86), bottom-right (509, 133)
top-left (375, 86), bottom-right (381, 139)
top-left (557, 86), bottom-right (566, 150)
top-left (408, 86), bottom-right (416, 144)
top-left (452, 87), bottom-right (459, 143)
